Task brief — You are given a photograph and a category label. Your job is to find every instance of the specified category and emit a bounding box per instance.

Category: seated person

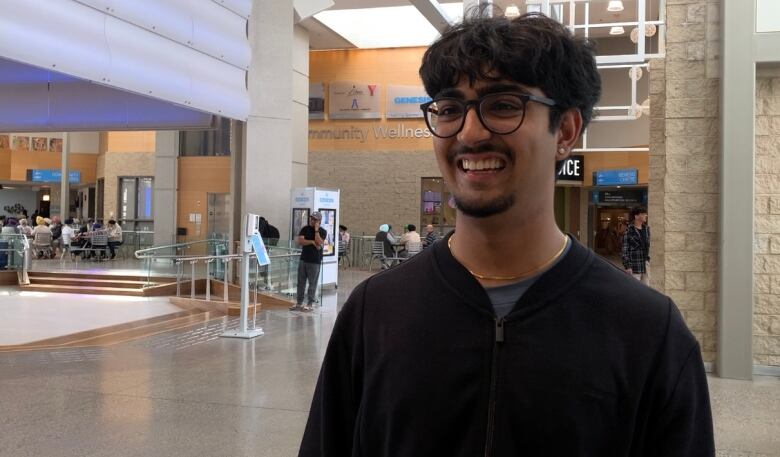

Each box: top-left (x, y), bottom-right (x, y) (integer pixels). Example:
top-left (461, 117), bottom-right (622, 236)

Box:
top-left (422, 224), bottom-right (439, 248)
top-left (18, 218), bottom-right (33, 237)
top-left (374, 224), bottom-right (396, 269)
top-left (61, 218), bottom-right (75, 256)
top-left (31, 216), bottom-right (53, 258)
top-left (106, 219), bottom-right (123, 260)
top-left (398, 224), bottom-right (421, 257)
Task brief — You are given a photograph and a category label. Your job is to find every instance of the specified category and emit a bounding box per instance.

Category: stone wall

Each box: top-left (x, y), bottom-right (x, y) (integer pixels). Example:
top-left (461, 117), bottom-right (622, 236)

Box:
top-left (754, 73), bottom-right (780, 367)
top-left (96, 151), bottom-right (156, 221)
top-left (649, 0), bottom-right (720, 363)
top-left (309, 150), bottom-right (439, 236)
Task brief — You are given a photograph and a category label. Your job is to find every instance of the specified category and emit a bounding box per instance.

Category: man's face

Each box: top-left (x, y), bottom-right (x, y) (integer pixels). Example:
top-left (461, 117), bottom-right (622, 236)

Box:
top-left (432, 78), bottom-right (560, 219)
top-left (309, 217), bottom-right (318, 226)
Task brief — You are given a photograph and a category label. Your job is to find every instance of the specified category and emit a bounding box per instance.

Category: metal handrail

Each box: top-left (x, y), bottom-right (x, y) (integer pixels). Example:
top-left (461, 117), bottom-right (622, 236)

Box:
top-left (167, 251), bottom-right (299, 303)
top-left (134, 238), bottom-right (228, 259)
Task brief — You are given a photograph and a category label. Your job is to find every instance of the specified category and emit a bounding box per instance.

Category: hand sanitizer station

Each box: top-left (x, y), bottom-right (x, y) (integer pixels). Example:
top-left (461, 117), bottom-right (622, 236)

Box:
top-left (290, 187), bottom-right (340, 288)
top-left (221, 213), bottom-right (267, 339)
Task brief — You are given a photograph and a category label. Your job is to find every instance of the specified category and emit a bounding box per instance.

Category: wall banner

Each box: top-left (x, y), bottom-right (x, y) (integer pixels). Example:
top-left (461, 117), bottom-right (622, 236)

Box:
top-left (328, 82), bottom-right (382, 119)
top-left (386, 85), bottom-right (431, 119)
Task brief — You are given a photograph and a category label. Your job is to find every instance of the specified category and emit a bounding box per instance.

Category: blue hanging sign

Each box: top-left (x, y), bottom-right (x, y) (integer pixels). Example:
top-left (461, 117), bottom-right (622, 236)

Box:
top-left (28, 169), bottom-right (81, 183)
top-left (593, 168), bottom-right (638, 186)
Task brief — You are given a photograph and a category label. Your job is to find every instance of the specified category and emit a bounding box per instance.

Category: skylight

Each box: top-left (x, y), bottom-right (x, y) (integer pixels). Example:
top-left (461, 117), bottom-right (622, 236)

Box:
top-left (315, 3), bottom-right (464, 49)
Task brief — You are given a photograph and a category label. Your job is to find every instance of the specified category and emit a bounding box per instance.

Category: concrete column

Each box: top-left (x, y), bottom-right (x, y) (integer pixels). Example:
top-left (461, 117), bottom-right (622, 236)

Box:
top-left (153, 131), bottom-right (178, 247)
top-left (58, 132), bottom-right (69, 219)
top-left (242, 0), bottom-right (303, 240)
top-left (718, 0), bottom-right (756, 380)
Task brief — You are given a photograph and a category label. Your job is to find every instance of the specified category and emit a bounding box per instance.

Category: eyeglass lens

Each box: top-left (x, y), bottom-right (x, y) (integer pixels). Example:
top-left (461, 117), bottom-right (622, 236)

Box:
top-left (425, 93), bottom-right (527, 137)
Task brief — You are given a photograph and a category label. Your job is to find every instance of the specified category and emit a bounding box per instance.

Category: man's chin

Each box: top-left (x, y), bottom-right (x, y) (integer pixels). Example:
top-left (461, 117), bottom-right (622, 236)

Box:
top-left (453, 195), bottom-right (515, 219)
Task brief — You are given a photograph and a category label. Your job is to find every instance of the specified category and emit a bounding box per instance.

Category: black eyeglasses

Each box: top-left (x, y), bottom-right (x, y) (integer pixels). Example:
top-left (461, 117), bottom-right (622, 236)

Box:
top-left (420, 92), bottom-right (557, 138)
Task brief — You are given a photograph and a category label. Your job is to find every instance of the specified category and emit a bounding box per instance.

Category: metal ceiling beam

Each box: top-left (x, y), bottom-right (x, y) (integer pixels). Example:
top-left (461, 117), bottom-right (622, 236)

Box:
top-left (408, 0), bottom-right (452, 34)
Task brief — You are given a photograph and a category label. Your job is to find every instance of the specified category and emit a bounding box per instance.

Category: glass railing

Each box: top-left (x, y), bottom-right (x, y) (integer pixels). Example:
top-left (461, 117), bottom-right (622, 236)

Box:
top-left (135, 238), bottom-right (322, 308)
top-left (0, 233), bottom-right (30, 273)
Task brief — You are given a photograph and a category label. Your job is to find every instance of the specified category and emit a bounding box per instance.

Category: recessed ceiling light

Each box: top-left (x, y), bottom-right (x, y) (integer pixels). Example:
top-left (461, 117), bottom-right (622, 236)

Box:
top-left (314, 4), bottom-right (464, 49)
top-left (505, 4), bottom-right (520, 18)
top-left (609, 26), bottom-right (625, 35)
top-left (607, 1), bottom-right (624, 12)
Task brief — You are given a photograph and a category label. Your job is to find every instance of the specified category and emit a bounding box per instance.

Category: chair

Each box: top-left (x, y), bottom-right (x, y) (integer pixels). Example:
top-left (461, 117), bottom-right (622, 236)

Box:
top-left (368, 241), bottom-right (387, 272)
top-left (33, 232), bottom-right (53, 259)
top-left (89, 233), bottom-right (110, 260)
top-left (405, 241), bottom-right (423, 258)
top-left (338, 240), bottom-right (350, 269)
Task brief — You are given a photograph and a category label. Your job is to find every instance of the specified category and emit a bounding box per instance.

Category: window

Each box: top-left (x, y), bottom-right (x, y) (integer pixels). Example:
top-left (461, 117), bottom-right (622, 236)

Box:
top-left (179, 117), bottom-right (231, 156)
top-left (117, 177), bottom-right (154, 244)
top-left (420, 177), bottom-right (456, 233)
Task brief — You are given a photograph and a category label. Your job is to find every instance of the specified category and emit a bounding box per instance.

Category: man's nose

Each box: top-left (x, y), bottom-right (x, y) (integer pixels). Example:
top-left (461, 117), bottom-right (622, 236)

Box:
top-left (457, 106), bottom-right (491, 146)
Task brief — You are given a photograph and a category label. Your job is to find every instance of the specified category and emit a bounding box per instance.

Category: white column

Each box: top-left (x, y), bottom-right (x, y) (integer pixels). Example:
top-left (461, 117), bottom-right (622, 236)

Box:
top-left (718, 0), bottom-right (757, 380)
top-left (154, 131), bottom-right (178, 247)
top-left (59, 132), bottom-right (70, 219)
top-left (242, 0), bottom-right (300, 239)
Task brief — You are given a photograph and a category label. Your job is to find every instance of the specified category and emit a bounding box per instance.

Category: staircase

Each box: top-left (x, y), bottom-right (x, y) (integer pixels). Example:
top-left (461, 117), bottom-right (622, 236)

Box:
top-left (20, 271), bottom-right (179, 297)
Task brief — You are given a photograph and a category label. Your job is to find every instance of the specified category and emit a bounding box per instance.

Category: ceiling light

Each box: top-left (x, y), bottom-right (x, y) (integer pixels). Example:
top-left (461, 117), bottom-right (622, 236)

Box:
top-left (609, 26), bottom-right (625, 35)
top-left (607, 1), bottom-right (624, 12)
top-left (42, 194), bottom-right (50, 201)
top-left (314, 4), bottom-right (464, 49)
top-left (505, 4), bottom-right (520, 18)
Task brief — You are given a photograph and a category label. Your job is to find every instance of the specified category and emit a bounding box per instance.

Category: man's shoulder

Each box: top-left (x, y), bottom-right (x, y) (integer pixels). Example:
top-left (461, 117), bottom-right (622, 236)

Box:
top-left (578, 253), bottom-right (671, 316)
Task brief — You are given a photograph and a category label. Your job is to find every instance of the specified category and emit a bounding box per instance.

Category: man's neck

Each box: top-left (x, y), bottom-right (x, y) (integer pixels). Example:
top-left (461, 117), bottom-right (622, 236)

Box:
top-left (449, 207), bottom-right (566, 287)
top-left (634, 221), bottom-right (643, 229)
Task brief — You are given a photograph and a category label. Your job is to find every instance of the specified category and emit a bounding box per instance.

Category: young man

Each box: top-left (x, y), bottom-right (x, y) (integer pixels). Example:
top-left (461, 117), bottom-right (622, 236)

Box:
top-left (299, 12), bottom-right (713, 456)
top-left (106, 219), bottom-right (123, 260)
top-left (293, 212), bottom-right (326, 312)
top-left (622, 206), bottom-right (651, 285)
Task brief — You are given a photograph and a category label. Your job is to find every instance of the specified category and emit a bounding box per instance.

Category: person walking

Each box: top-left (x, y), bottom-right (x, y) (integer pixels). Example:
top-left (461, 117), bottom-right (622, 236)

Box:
top-left (292, 212), bottom-right (326, 312)
top-left (622, 206), bottom-right (651, 285)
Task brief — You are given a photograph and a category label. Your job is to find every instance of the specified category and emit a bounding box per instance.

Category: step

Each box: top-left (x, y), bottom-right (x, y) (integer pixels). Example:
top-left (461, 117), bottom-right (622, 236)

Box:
top-left (20, 284), bottom-right (146, 297)
top-left (27, 271), bottom-right (175, 283)
top-left (0, 310), bottom-right (220, 351)
top-left (28, 276), bottom-right (156, 289)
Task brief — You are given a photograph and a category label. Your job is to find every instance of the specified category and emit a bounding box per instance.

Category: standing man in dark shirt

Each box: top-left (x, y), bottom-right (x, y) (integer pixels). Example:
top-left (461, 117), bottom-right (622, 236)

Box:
top-left (622, 206), bottom-right (651, 285)
top-left (293, 211), bottom-right (326, 312)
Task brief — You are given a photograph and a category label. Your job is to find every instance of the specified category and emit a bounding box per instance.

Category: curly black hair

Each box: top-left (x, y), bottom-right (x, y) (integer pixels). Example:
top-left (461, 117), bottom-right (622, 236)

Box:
top-left (419, 11), bottom-right (601, 133)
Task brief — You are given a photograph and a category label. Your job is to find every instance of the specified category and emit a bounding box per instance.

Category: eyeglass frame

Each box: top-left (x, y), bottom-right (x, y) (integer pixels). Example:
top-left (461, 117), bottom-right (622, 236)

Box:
top-left (419, 92), bottom-right (558, 138)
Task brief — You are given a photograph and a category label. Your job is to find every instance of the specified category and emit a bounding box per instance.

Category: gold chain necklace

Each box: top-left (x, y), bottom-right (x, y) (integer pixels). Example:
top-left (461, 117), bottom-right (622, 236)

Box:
top-left (448, 233), bottom-right (568, 281)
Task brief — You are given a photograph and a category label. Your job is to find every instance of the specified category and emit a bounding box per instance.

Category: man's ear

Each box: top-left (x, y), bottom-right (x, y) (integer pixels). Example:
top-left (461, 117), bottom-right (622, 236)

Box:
top-left (555, 108), bottom-right (583, 161)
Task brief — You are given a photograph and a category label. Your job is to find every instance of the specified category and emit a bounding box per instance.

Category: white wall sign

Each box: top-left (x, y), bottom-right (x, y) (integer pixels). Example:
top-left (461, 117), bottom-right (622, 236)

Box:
top-left (328, 81), bottom-right (382, 119)
top-left (386, 85), bottom-right (431, 119)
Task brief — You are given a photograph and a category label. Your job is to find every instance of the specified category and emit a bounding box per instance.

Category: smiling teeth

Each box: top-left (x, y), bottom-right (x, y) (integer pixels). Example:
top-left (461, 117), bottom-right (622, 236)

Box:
top-left (462, 158), bottom-right (505, 171)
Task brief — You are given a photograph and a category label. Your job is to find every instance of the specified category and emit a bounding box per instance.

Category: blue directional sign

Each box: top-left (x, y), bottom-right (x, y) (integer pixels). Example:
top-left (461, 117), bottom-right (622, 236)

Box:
top-left (29, 169), bottom-right (80, 184)
top-left (593, 168), bottom-right (638, 186)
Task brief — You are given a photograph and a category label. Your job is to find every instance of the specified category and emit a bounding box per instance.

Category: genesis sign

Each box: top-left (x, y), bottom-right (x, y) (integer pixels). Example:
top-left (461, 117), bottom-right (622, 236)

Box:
top-left (386, 85), bottom-right (430, 118)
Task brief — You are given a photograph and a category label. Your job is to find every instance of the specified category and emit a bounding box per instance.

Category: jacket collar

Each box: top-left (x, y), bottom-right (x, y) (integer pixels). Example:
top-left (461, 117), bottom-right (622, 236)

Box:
top-left (431, 231), bottom-right (594, 319)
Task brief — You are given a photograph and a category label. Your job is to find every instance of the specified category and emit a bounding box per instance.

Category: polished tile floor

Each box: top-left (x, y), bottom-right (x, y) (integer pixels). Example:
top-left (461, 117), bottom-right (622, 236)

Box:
top-left (0, 269), bottom-right (778, 456)
top-left (0, 290), bottom-right (182, 345)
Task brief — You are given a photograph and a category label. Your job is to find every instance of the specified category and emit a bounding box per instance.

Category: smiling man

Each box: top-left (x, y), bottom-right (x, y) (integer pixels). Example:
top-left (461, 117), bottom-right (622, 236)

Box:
top-left (299, 12), bottom-right (713, 457)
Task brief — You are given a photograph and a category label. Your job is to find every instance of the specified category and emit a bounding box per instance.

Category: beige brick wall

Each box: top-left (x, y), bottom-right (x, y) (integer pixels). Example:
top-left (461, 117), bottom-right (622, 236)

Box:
top-left (309, 150), bottom-right (439, 236)
top-left (97, 151), bottom-right (155, 221)
top-left (649, 0), bottom-right (720, 363)
top-left (754, 74), bottom-right (780, 367)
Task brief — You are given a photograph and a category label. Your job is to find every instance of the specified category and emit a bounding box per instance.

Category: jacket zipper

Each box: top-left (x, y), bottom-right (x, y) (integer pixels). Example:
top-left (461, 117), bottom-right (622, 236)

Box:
top-left (484, 318), bottom-right (504, 457)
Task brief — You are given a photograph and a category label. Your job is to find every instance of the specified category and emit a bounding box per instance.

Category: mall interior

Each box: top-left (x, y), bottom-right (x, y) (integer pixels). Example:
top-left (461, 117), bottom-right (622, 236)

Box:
top-left (0, 0), bottom-right (778, 455)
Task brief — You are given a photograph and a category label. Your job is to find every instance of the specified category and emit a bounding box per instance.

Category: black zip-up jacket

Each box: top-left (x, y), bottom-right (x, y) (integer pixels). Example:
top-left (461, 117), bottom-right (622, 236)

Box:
top-left (299, 234), bottom-right (714, 457)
